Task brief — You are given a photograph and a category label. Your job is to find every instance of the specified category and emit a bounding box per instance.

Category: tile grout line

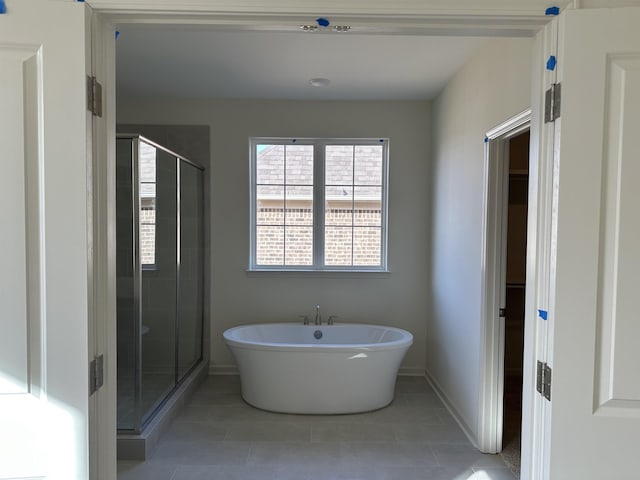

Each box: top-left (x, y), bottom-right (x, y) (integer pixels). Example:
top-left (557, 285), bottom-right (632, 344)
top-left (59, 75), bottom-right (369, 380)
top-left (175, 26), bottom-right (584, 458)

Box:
top-left (244, 440), bottom-right (255, 466)
top-left (167, 465), bottom-right (179, 480)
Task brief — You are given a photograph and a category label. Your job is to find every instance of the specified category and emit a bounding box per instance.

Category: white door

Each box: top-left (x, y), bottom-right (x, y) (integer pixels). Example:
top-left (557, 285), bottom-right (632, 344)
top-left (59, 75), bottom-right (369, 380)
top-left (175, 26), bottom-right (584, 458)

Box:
top-left (0, 1), bottom-right (92, 479)
top-left (545, 7), bottom-right (640, 479)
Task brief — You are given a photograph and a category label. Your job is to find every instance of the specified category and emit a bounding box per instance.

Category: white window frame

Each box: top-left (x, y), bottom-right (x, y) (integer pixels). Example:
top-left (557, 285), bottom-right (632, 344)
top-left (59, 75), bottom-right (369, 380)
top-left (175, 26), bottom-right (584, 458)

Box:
top-left (249, 137), bottom-right (389, 272)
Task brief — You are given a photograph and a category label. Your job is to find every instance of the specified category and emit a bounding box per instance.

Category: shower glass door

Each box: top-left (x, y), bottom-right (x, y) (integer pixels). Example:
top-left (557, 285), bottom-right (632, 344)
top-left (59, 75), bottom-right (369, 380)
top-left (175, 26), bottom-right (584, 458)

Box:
top-left (140, 144), bottom-right (177, 426)
top-left (116, 134), bottom-right (204, 433)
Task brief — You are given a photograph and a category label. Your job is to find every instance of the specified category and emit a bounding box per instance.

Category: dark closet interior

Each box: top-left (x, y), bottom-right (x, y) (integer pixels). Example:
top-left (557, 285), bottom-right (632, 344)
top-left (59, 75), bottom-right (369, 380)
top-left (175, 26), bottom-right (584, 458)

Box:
top-left (501, 130), bottom-right (529, 477)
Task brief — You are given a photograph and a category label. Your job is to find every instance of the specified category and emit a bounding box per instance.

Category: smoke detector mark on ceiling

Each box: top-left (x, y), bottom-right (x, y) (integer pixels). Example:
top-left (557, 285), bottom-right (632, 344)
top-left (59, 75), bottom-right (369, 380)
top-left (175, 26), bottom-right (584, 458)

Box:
top-left (300, 18), bottom-right (351, 33)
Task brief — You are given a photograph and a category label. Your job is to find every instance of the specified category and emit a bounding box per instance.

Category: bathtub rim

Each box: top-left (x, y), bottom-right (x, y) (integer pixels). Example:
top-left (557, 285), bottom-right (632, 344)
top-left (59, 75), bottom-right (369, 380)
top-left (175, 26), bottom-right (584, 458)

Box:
top-left (223, 322), bottom-right (413, 353)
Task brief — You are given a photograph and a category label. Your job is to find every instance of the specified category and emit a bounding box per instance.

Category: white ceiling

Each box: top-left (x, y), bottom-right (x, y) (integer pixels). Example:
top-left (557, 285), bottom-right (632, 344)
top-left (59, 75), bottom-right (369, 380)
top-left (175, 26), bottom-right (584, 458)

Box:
top-left (116, 27), bottom-right (487, 101)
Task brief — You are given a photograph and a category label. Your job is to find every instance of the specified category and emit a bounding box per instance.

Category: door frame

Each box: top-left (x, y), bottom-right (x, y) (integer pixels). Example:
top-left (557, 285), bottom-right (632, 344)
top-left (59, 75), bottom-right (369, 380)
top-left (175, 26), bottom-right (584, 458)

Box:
top-left (88, 9), bottom-right (118, 480)
top-left (479, 109), bottom-right (531, 455)
top-left (88, 4), bottom-right (555, 479)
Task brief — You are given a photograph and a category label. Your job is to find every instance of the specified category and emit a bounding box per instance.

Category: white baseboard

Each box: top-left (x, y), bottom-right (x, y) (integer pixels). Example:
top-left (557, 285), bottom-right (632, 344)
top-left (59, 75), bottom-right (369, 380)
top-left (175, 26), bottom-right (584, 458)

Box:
top-left (425, 370), bottom-right (480, 450)
top-left (210, 363), bottom-right (238, 375)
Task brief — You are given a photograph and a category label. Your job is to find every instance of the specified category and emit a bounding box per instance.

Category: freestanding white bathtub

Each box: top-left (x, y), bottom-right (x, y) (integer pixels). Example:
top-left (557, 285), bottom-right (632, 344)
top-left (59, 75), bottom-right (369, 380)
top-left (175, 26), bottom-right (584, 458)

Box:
top-left (223, 323), bottom-right (413, 414)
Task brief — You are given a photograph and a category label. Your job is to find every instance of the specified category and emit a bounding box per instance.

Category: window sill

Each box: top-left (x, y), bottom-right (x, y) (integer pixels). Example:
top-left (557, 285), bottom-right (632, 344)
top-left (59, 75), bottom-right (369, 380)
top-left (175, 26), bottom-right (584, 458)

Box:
top-left (246, 269), bottom-right (391, 279)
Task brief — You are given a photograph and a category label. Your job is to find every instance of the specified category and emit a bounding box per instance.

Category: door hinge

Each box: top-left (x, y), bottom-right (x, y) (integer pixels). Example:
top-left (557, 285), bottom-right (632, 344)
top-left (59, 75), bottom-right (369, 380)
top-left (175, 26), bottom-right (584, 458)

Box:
top-left (499, 308), bottom-right (506, 318)
top-left (89, 354), bottom-right (104, 395)
top-left (536, 360), bottom-right (552, 401)
top-left (544, 82), bottom-right (561, 123)
top-left (87, 75), bottom-right (103, 118)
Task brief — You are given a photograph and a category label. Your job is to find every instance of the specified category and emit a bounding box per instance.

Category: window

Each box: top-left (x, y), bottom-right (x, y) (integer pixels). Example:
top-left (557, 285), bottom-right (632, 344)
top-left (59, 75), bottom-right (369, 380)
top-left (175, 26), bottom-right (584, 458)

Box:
top-left (139, 141), bottom-right (157, 267)
top-left (250, 138), bottom-right (388, 271)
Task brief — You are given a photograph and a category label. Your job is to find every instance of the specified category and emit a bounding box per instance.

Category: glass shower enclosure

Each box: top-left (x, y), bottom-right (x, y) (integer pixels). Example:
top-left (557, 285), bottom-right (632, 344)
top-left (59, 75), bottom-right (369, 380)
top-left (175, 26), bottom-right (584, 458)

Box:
top-left (116, 134), bottom-right (204, 432)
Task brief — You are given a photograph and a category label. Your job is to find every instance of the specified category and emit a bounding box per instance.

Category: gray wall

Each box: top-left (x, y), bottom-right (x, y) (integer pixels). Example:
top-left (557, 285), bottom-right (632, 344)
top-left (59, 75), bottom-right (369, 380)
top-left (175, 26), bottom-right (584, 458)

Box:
top-left (429, 37), bottom-right (533, 441)
top-left (117, 99), bottom-right (431, 374)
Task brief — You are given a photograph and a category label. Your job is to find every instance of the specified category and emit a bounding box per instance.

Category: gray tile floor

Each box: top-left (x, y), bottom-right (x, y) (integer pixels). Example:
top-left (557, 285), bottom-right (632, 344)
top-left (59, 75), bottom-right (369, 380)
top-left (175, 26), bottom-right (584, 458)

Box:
top-left (118, 376), bottom-right (517, 480)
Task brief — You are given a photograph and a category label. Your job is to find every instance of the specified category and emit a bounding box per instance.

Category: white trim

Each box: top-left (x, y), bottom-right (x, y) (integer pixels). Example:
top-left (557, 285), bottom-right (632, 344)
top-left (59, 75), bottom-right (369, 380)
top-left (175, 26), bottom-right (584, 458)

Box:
top-left (248, 137), bottom-right (389, 271)
top-left (486, 109), bottom-right (532, 139)
top-left (521, 17), bottom-right (559, 480)
top-left (478, 109), bottom-right (531, 454)
top-left (246, 269), bottom-right (391, 278)
top-left (88, 0), bottom-right (569, 38)
top-left (88, 8), bottom-right (118, 480)
top-left (397, 367), bottom-right (426, 377)
top-left (88, 0), bottom-right (568, 15)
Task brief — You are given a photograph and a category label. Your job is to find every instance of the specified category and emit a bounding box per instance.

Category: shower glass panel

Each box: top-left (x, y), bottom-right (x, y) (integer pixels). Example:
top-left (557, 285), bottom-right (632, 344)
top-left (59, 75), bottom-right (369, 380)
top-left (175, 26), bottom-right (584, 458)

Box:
top-left (140, 146), bottom-right (178, 426)
top-left (178, 163), bottom-right (204, 378)
top-left (116, 134), bottom-right (204, 433)
top-left (116, 138), bottom-right (136, 430)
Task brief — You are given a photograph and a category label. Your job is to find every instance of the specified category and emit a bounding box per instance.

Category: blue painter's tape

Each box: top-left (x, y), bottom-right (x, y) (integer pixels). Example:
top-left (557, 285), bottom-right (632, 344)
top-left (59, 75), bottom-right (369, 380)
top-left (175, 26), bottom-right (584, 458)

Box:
top-left (545, 6), bottom-right (560, 15)
top-left (484, 137), bottom-right (489, 143)
top-left (77, 0), bottom-right (86, 2)
top-left (546, 55), bottom-right (557, 71)
top-left (292, 139), bottom-right (297, 143)
top-left (115, 31), bottom-right (120, 40)
top-left (538, 309), bottom-right (548, 321)
top-left (316, 17), bottom-right (330, 27)
top-left (0, 0), bottom-right (6, 14)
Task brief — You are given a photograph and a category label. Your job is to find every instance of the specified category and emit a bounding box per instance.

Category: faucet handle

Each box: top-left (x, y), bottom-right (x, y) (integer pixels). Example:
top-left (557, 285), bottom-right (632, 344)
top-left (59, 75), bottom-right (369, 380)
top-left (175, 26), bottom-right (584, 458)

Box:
top-left (327, 315), bottom-right (338, 325)
top-left (299, 315), bottom-right (310, 325)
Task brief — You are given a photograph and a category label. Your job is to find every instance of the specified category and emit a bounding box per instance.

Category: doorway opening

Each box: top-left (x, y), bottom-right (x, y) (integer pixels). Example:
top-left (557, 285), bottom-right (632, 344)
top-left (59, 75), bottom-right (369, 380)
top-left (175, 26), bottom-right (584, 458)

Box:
top-left (97, 9), bottom-right (549, 476)
top-left (501, 130), bottom-right (530, 477)
top-left (479, 108), bottom-right (530, 475)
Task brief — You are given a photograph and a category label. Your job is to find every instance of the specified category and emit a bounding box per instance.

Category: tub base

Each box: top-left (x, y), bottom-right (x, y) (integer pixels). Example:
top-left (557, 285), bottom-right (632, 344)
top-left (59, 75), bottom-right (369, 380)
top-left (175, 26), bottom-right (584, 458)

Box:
top-left (234, 347), bottom-right (404, 414)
